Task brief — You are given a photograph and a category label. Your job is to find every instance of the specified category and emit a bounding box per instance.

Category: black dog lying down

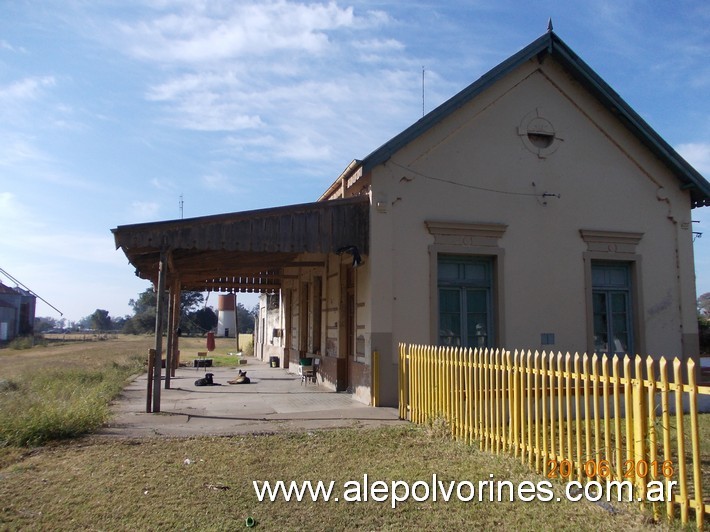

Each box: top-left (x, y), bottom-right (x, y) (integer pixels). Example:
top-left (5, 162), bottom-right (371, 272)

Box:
top-left (195, 373), bottom-right (221, 386)
top-left (228, 370), bottom-right (250, 385)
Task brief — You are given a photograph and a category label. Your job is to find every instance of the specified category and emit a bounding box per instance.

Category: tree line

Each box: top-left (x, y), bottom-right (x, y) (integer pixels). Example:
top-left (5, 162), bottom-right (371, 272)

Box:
top-left (35, 288), bottom-right (257, 336)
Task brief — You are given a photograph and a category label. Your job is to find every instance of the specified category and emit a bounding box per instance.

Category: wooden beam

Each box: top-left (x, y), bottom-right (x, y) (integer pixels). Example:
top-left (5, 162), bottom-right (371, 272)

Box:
top-left (184, 282), bottom-right (281, 292)
top-left (164, 286), bottom-right (173, 390)
top-left (151, 251), bottom-right (167, 413)
top-left (170, 280), bottom-right (181, 378)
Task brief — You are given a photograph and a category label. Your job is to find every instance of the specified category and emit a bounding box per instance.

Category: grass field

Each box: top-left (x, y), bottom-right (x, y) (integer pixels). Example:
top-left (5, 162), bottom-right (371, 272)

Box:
top-left (0, 336), bottom-right (701, 530)
top-left (0, 335), bottom-right (150, 447)
top-left (0, 428), bottom-right (666, 531)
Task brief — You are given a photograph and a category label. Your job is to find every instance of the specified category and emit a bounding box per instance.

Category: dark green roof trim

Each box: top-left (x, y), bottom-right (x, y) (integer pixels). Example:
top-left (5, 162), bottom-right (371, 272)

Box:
top-left (359, 31), bottom-right (710, 208)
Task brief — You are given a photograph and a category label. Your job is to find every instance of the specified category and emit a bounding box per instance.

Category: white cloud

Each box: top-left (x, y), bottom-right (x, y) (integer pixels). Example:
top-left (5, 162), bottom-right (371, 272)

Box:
top-left (0, 192), bottom-right (28, 221)
top-left (275, 126), bottom-right (332, 161)
top-left (118, 1), bottom-right (356, 64)
top-left (0, 76), bottom-right (79, 143)
top-left (130, 201), bottom-right (161, 221)
top-left (201, 173), bottom-right (237, 192)
top-left (677, 142), bottom-right (710, 177)
top-left (0, 136), bottom-right (48, 167)
top-left (146, 71), bottom-right (264, 131)
top-left (353, 37), bottom-right (405, 63)
top-left (105, 0), bottom-right (419, 169)
top-left (353, 37), bottom-right (404, 52)
top-left (150, 177), bottom-right (174, 191)
top-left (0, 39), bottom-right (27, 53)
top-left (0, 76), bottom-right (55, 102)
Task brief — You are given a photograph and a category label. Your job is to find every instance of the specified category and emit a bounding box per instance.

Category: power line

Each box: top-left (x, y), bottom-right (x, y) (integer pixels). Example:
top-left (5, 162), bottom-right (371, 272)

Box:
top-left (388, 160), bottom-right (559, 199)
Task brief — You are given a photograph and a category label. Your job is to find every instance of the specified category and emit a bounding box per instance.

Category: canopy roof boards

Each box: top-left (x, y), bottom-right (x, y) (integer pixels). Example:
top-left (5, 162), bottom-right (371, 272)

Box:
top-left (112, 195), bottom-right (369, 293)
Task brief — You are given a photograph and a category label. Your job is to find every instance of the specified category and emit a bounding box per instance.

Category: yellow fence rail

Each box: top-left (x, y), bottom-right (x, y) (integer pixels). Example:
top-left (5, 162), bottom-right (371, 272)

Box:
top-left (398, 344), bottom-right (709, 528)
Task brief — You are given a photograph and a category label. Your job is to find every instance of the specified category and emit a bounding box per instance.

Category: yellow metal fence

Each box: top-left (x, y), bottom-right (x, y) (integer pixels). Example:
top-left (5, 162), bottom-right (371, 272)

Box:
top-left (398, 343), bottom-right (710, 527)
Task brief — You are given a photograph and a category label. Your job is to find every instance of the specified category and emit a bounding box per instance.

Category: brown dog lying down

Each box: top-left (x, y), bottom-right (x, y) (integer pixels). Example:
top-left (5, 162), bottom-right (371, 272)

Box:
top-left (228, 369), bottom-right (250, 385)
top-left (195, 373), bottom-right (221, 386)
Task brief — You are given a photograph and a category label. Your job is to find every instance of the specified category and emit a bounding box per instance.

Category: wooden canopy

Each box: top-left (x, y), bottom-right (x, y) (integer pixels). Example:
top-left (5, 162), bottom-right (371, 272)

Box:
top-left (112, 196), bottom-right (369, 292)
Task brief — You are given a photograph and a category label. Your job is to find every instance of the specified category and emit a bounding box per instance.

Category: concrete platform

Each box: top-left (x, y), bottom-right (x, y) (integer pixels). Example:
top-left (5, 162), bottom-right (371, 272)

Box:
top-left (100, 356), bottom-right (405, 438)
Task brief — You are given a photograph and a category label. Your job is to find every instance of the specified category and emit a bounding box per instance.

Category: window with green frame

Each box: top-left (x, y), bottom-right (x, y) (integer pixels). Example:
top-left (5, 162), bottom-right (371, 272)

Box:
top-left (592, 261), bottom-right (633, 356)
top-left (438, 255), bottom-right (493, 348)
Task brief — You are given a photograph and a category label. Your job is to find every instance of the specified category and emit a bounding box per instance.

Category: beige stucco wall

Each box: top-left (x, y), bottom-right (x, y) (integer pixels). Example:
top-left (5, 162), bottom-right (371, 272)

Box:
top-left (368, 56), bottom-right (698, 373)
top-left (254, 293), bottom-right (284, 362)
top-left (269, 253), bottom-right (375, 403)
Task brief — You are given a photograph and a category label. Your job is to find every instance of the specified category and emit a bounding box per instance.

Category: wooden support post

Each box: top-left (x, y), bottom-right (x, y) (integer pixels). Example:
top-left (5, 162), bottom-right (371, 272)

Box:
top-left (164, 285), bottom-right (173, 390)
top-left (171, 282), bottom-right (181, 377)
top-left (152, 251), bottom-right (167, 413)
top-left (146, 349), bottom-right (155, 413)
top-left (235, 293), bottom-right (240, 352)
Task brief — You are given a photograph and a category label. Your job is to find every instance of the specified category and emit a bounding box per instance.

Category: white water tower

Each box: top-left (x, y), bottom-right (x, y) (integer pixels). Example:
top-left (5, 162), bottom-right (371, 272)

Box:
top-left (217, 294), bottom-right (237, 338)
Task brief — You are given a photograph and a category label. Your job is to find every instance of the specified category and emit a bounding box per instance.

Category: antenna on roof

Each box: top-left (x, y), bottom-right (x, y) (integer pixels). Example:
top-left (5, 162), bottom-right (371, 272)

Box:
top-left (421, 66), bottom-right (425, 117)
top-left (179, 193), bottom-right (184, 219)
top-left (547, 18), bottom-right (554, 32)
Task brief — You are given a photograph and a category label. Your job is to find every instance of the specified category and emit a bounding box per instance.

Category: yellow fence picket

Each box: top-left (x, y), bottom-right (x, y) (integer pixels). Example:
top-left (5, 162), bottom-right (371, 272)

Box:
top-left (398, 344), bottom-right (709, 528)
top-left (659, 357), bottom-right (674, 521)
top-left (674, 358), bottom-right (689, 524)
top-left (688, 359), bottom-right (704, 524)
top-left (612, 355), bottom-right (623, 480)
top-left (574, 353), bottom-right (583, 483)
top-left (592, 354), bottom-right (602, 478)
top-left (646, 356), bottom-right (660, 522)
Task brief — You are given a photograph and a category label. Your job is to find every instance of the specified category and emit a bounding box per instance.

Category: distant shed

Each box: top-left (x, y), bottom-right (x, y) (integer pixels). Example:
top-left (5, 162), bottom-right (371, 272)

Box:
top-left (0, 283), bottom-right (36, 342)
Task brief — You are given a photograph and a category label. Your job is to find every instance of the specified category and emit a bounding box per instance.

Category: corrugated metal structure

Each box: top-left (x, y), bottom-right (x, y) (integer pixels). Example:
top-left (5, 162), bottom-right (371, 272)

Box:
top-left (112, 196), bottom-right (369, 293)
top-left (0, 283), bottom-right (36, 342)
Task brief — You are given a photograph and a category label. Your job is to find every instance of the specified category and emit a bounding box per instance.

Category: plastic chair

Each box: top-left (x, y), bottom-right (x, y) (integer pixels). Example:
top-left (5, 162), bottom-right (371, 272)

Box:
top-left (299, 358), bottom-right (319, 385)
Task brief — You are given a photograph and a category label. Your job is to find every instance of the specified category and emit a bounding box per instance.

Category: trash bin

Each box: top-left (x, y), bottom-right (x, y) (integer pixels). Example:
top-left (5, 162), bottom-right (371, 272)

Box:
top-left (269, 356), bottom-right (280, 368)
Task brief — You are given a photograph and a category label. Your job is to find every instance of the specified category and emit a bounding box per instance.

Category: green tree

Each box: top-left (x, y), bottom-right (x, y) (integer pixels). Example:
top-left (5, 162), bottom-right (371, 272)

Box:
top-left (124, 287), bottom-right (158, 334)
top-left (34, 317), bottom-right (59, 333)
top-left (90, 309), bottom-right (112, 331)
top-left (236, 302), bottom-right (256, 333)
top-left (699, 292), bottom-right (710, 317)
top-left (186, 306), bottom-right (218, 335)
top-left (124, 287), bottom-right (213, 335)
top-left (699, 293), bottom-right (710, 353)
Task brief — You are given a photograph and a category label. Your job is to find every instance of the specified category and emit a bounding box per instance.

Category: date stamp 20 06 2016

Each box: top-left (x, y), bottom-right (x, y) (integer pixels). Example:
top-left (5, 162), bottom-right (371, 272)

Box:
top-left (546, 459), bottom-right (675, 480)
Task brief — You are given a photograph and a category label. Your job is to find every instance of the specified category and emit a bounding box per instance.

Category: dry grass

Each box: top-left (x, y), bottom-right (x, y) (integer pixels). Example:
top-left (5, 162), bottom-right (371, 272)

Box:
top-left (0, 336), bottom-right (149, 446)
top-left (0, 334), bottom-right (153, 379)
top-left (0, 337), bottom-right (701, 530)
top-left (0, 427), bottom-right (668, 531)
top-left (174, 334), bottom-right (254, 366)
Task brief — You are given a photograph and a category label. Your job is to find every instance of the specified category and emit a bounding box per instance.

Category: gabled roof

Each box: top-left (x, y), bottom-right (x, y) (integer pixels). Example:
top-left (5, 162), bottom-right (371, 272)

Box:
top-left (351, 30), bottom-right (710, 208)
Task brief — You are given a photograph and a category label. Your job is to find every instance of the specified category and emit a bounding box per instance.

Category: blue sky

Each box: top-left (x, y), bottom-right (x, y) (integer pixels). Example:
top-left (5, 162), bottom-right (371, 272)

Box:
top-left (1, 1), bottom-right (709, 322)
